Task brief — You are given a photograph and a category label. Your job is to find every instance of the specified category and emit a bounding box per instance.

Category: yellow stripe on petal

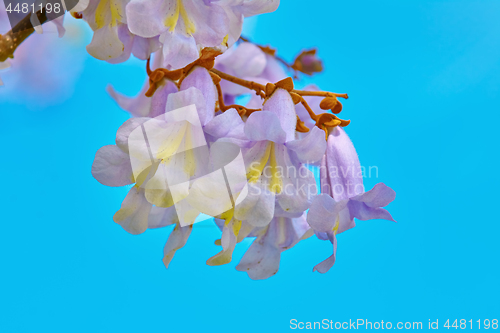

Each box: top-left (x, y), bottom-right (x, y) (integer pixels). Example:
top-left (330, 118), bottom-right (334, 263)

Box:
top-left (246, 142), bottom-right (272, 183)
top-left (332, 217), bottom-right (340, 235)
top-left (157, 123), bottom-right (188, 161)
top-left (178, 0), bottom-right (196, 35)
top-left (232, 219), bottom-right (242, 237)
top-left (182, 125), bottom-right (196, 177)
top-left (95, 0), bottom-right (109, 29)
top-left (95, 0), bottom-right (123, 29)
top-left (220, 209), bottom-right (234, 226)
top-left (109, 0), bottom-right (123, 27)
top-left (269, 143), bottom-right (283, 194)
top-left (164, 0), bottom-right (181, 32)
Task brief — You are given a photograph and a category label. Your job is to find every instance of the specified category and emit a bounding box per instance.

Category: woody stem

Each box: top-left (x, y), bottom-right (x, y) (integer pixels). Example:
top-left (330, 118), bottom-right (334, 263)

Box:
top-left (0, 11), bottom-right (48, 62)
top-left (209, 68), bottom-right (266, 96)
top-left (293, 90), bottom-right (349, 99)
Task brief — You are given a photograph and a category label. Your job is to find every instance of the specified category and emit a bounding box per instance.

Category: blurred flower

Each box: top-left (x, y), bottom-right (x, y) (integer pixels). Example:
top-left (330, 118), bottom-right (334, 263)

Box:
top-left (0, 8), bottom-right (86, 106)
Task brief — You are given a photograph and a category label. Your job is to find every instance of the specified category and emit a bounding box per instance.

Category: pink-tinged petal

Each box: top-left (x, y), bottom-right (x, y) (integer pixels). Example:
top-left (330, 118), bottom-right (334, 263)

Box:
top-left (307, 194), bottom-right (348, 233)
top-left (148, 206), bottom-right (178, 229)
top-left (115, 117), bottom-right (150, 153)
top-left (92, 145), bottom-right (133, 187)
top-left (352, 183), bottom-right (396, 208)
top-left (203, 109), bottom-right (249, 147)
top-left (113, 188), bottom-right (152, 235)
top-left (325, 127), bottom-right (364, 201)
top-left (313, 233), bottom-right (337, 274)
top-left (86, 24), bottom-right (124, 61)
top-left (286, 126), bottom-right (327, 163)
top-left (180, 66), bottom-right (216, 125)
top-left (234, 182), bottom-right (275, 227)
top-left (160, 32), bottom-right (199, 69)
top-left (263, 88), bottom-right (297, 142)
top-left (163, 224), bottom-right (193, 268)
top-left (132, 36), bottom-right (161, 60)
top-left (126, 0), bottom-right (168, 38)
top-left (245, 111), bottom-right (287, 144)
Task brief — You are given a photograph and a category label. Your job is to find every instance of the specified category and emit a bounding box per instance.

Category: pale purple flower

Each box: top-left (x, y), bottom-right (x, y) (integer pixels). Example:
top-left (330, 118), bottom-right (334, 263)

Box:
top-left (92, 65), bottom-right (219, 267)
top-left (235, 212), bottom-right (313, 280)
top-left (126, 0), bottom-right (280, 69)
top-left (307, 126), bottom-right (396, 273)
top-left (206, 88), bottom-right (326, 228)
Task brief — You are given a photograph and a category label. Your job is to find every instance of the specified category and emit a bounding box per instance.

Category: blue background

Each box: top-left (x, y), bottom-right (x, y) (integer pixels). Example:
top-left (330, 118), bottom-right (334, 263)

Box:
top-left (1, 0), bottom-right (499, 331)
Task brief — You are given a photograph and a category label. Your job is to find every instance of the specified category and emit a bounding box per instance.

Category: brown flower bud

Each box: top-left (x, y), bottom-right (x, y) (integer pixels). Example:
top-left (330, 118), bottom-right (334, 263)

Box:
top-left (319, 96), bottom-right (343, 114)
top-left (292, 49), bottom-right (323, 76)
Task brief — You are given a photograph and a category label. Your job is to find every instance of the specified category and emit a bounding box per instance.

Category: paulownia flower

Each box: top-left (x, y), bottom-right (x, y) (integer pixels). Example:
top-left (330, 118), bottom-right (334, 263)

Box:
top-left (83, 0), bottom-right (158, 62)
top-left (307, 126), bottom-right (396, 273)
top-left (92, 65), bottom-right (218, 267)
top-left (126, 0), bottom-right (280, 69)
top-left (208, 211), bottom-right (312, 280)
top-left (207, 88), bottom-right (326, 228)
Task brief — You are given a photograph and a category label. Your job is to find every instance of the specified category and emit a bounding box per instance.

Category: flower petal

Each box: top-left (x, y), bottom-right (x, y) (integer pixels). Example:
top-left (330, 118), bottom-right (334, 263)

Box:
top-left (180, 66), bottom-right (216, 125)
top-left (115, 117), bottom-right (150, 154)
top-left (126, 0), bottom-right (168, 38)
top-left (286, 126), bottom-right (326, 163)
top-left (352, 183), bottom-right (396, 208)
top-left (307, 194), bottom-right (347, 233)
top-left (148, 206), bottom-right (179, 229)
top-left (244, 111), bottom-right (287, 144)
top-left (324, 127), bottom-right (364, 200)
top-left (263, 88), bottom-right (297, 142)
top-left (160, 32), bottom-right (199, 69)
top-left (203, 109), bottom-right (249, 147)
top-left (313, 233), bottom-right (337, 274)
top-left (86, 24), bottom-right (124, 61)
top-left (91, 145), bottom-right (133, 187)
top-left (163, 224), bottom-right (193, 268)
top-left (113, 187), bottom-right (152, 235)
top-left (234, 182), bottom-right (275, 227)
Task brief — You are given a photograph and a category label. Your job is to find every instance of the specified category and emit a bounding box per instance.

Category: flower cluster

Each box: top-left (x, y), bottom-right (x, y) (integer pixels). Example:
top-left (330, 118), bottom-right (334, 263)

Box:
top-left (78, 0), bottom-right (279, 68)
top-left (92, 40), bottom-right (396, 278)
top-left (0, 0), bottom-right (396, 279)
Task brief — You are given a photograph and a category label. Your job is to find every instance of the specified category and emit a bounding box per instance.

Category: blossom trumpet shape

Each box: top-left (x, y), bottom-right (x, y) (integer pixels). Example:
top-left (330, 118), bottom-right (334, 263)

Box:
top-left (307, 127), bottom-right (396, 273)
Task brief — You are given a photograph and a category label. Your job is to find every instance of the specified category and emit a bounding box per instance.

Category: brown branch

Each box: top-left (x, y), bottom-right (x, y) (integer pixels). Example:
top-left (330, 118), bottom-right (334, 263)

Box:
top-left (0, 11), bottom-right (48, 62)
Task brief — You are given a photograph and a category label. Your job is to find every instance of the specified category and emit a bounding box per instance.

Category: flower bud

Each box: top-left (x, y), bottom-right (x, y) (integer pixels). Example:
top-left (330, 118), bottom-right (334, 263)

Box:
top-left (292, 49), bottom-right (323, 75)
top-left (319, 96), bottom-right (343, 114)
